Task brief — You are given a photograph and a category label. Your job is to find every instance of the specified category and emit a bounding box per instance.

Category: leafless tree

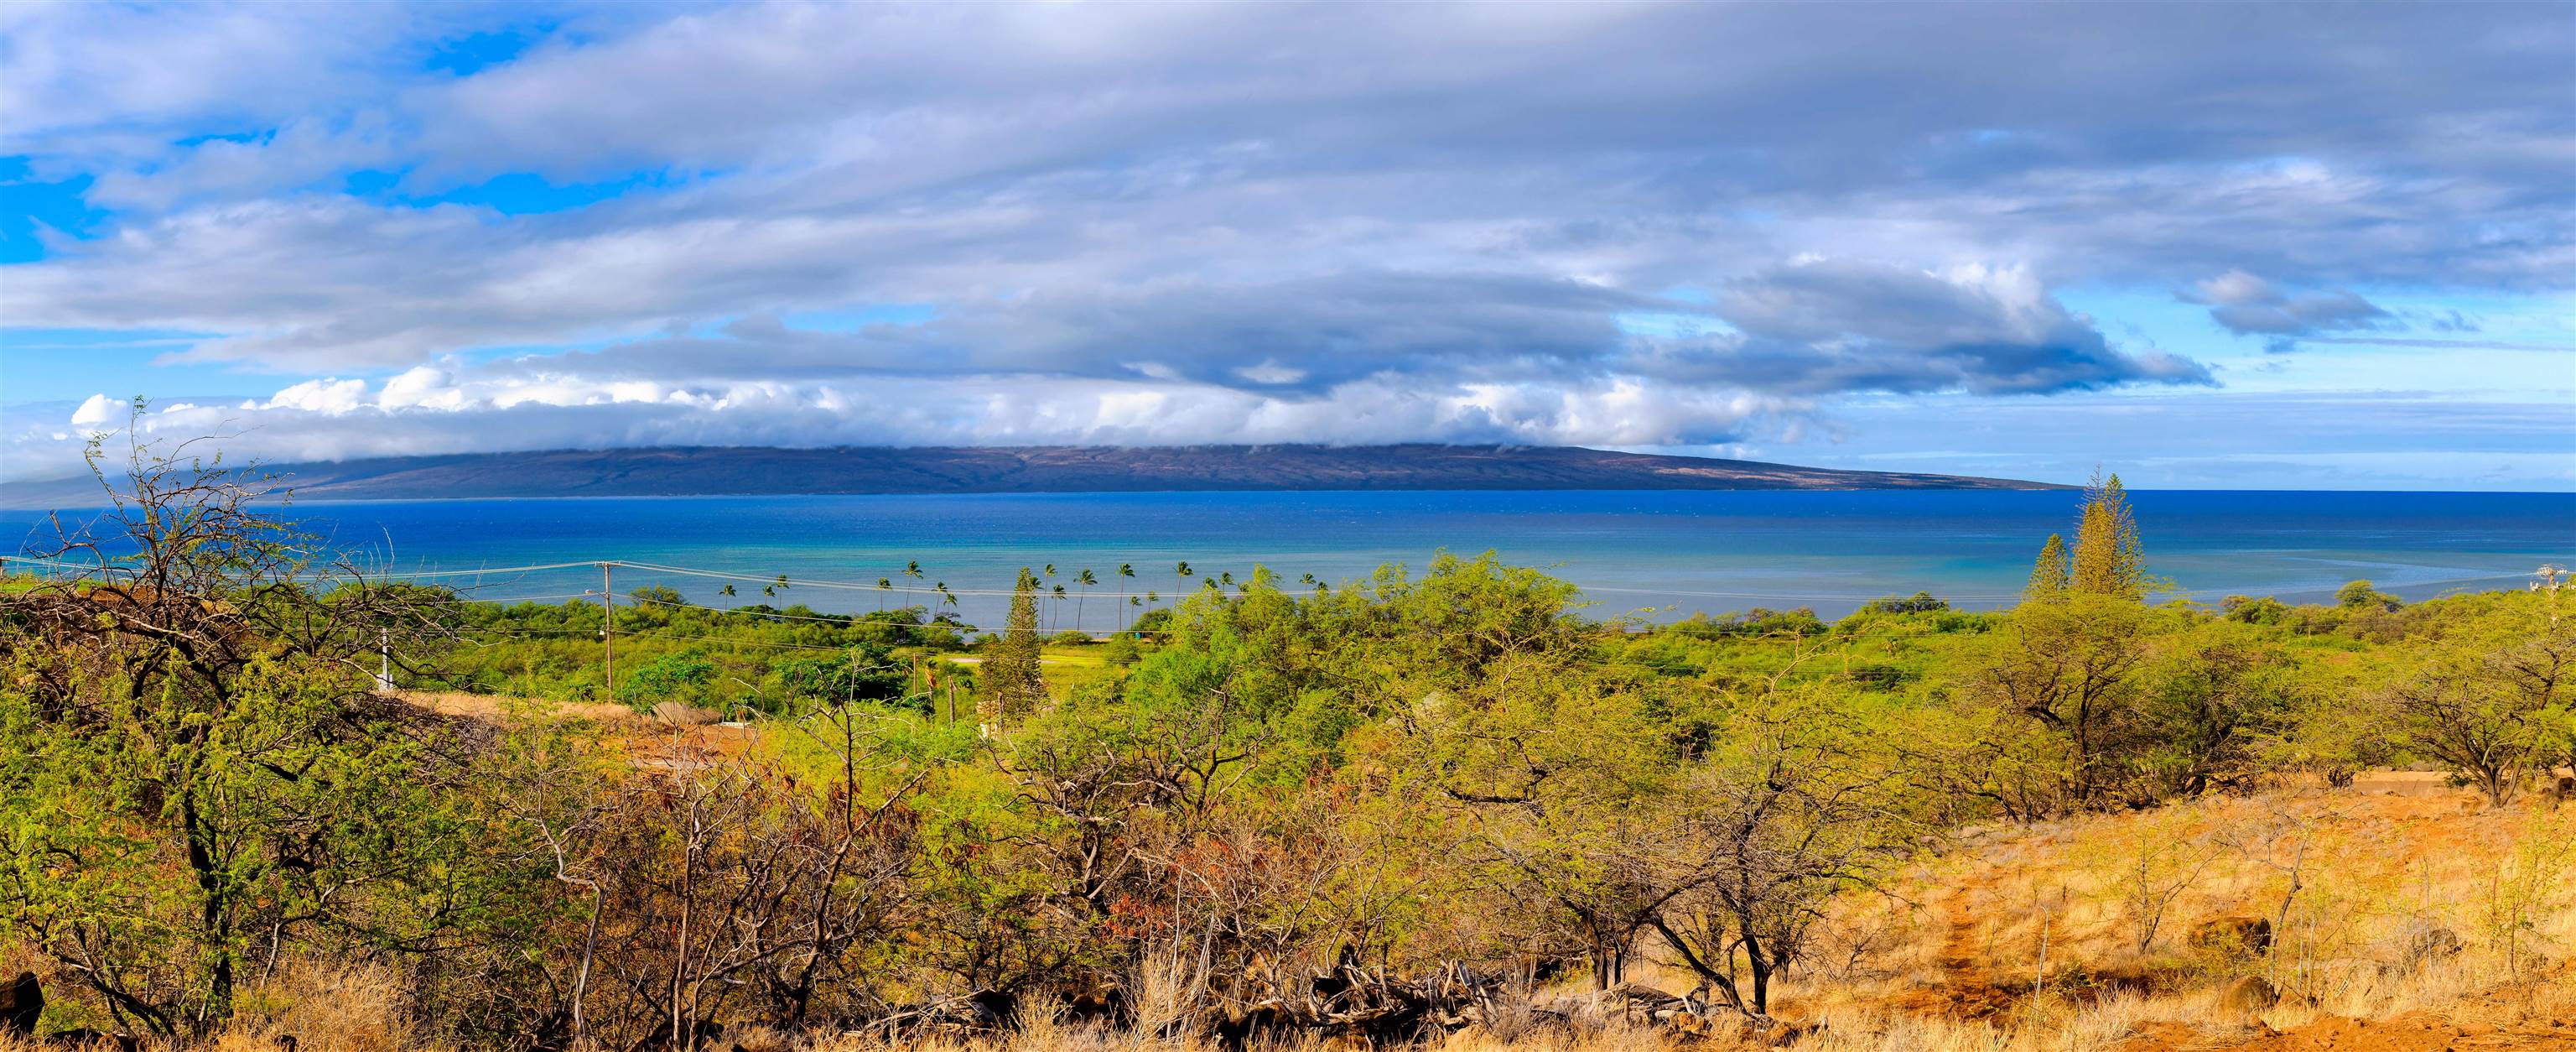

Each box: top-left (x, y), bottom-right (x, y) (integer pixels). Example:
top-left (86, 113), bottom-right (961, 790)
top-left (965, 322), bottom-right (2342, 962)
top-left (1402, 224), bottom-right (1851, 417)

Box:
top-left (569, 708), bottom-right (922, 1051)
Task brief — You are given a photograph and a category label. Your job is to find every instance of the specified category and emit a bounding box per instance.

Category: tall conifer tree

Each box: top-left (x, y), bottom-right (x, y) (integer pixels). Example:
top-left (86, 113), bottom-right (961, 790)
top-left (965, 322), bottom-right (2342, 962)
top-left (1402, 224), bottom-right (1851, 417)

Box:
top-left (2027, 533), bottom-right (2070, 598)
top-left (2070, 470), bottom-right (2144, 599)
top-left (981, 567), bottom-right (1046, 730)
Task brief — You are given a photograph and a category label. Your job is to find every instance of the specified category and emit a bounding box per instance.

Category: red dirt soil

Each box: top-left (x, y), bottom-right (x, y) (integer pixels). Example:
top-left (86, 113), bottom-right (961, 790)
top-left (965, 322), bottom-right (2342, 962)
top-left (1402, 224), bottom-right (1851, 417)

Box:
top-left (2117, 1012), bottom-right (2576, 1051)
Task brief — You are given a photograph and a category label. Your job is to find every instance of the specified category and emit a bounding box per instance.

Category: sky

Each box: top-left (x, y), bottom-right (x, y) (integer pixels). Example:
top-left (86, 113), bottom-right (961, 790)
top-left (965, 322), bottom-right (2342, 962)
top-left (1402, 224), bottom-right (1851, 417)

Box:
top-left (2, 1), bottom-right (2571, 490)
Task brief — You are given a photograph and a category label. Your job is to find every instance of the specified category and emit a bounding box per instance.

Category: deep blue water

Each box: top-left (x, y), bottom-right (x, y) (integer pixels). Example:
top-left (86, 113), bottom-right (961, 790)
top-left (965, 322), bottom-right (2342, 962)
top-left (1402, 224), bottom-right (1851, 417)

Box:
top-left (5, 490), bottom-right (2569, 630)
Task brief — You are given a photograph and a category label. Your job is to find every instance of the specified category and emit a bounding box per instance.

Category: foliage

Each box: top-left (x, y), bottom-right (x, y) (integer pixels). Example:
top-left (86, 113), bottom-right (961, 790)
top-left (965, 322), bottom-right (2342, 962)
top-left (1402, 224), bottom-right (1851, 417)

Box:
top-left (1644, 688), bottom-right (1930, 1017)
top-left (2222, 594), bottom-right (2290, 625)
top-left (1862, 591), bottom-right (1950, 615)
top-left (771, 643), bottom-right (910, 712)
top-left (2336, 579), bottom-right (2400, 611)
top-left (6, 445), bottom-right (2569, 1045)
top-left (0, 434), bottom-right (535, 1037)
top-left (2380, 614), bottom-right (2571, 805)
top-left (614, 648), bottom-right (718, 712)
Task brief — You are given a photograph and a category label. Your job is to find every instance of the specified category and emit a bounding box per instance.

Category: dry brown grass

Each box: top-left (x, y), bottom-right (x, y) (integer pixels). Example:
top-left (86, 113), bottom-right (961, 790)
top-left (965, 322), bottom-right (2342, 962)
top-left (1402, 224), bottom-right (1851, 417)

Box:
top-left (1764, 779), bottom-right (2576, 1051)
top-left (649, 701), bottom-right (725, 727)
top-left (395, 689), bottom-right (634, 726)
top-left (208, 961), bottom-right (415, 1052)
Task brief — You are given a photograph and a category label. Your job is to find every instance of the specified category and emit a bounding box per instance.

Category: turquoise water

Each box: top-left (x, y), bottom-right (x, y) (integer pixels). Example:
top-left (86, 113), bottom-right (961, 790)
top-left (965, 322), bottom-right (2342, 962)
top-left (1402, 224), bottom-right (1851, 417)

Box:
top-left (5, 490), bottom-right (2569, 630)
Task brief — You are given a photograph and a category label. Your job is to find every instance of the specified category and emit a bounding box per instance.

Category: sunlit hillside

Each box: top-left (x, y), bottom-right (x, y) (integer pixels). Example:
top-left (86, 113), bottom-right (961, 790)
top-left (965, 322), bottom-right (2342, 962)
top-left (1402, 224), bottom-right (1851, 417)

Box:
top-left (8, 763), bottom-right (2567, 1051)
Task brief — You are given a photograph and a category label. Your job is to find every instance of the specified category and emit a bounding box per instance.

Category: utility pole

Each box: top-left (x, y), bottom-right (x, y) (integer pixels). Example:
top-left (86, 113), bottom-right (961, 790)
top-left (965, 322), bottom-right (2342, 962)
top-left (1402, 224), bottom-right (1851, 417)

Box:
top-left (600, 562), bottom-right (615, 696)
top-left (375, 627), bottom-right (395, 694)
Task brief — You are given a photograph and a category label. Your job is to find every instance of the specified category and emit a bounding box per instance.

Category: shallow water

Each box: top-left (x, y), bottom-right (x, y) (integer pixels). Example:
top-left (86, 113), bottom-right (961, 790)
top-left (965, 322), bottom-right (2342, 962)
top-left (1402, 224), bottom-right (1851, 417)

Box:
top-left (5, 489), bottom-right (2568, 630)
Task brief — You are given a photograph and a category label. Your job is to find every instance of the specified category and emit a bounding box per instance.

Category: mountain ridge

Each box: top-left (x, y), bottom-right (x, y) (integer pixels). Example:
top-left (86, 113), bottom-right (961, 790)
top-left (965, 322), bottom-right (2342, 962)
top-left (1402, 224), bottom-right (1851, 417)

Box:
top-left (3, 445), bottom-right (2068, 504)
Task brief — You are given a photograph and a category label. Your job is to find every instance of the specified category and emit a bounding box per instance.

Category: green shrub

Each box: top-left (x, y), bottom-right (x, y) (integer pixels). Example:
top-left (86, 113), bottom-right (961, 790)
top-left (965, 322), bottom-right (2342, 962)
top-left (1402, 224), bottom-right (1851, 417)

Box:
top-left (615, 648), bottom-right (718, 712)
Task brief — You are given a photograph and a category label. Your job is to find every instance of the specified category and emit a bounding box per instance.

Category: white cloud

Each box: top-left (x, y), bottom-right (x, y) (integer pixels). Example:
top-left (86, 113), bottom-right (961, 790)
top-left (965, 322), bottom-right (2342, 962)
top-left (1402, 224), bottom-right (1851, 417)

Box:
top-left (261, 378), bottom-right (370, 414)
top-left (69, 393), bottom-right (121, 427)
top-left (4, 365), bottom-right (1804, 482)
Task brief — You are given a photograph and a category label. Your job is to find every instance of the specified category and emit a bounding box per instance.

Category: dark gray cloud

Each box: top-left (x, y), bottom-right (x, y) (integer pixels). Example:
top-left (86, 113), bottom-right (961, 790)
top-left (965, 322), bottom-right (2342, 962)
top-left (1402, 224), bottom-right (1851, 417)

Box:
top-left (390, 262), bottom-right (2202, 403)
top-left (1628, 260), bottom-right (2211, 393)
top-left (2181, 270), bottom-right (2396, 352)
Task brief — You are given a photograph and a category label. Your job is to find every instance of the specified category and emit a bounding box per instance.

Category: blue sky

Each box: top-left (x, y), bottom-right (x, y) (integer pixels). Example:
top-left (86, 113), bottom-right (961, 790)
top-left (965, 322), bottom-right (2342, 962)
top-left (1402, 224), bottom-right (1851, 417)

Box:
top-left (2, 2), bottom-right (2570, 488)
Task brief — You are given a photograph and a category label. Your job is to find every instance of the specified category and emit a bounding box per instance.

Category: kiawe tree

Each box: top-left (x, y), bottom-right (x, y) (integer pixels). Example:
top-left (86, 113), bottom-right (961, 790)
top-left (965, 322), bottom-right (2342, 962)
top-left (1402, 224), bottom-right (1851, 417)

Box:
top-left (1649, 690), bottom-right (1927, 1019)
top-left (2382, 617), bottom-right (2573, 806)
top-left (0, 433), bottom-right (499, 1036)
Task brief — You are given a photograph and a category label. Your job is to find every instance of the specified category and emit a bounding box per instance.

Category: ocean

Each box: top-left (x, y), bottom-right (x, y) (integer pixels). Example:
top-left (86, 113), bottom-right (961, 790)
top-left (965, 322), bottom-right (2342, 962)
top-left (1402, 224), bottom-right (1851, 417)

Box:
top-left (4, 490), bottom-right (2569, 631)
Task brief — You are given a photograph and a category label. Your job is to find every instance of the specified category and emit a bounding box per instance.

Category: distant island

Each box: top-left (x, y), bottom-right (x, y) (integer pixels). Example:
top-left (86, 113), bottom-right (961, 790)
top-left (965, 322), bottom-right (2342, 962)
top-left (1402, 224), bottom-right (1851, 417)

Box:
top-left (29, 445), bottom-right (2062, 502)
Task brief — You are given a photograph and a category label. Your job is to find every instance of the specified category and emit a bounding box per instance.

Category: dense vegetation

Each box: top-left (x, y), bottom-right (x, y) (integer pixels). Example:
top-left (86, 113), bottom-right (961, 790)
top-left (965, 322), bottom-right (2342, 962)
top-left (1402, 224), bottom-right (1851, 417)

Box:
top-left (3, 450), bottom-right (2570, 1050)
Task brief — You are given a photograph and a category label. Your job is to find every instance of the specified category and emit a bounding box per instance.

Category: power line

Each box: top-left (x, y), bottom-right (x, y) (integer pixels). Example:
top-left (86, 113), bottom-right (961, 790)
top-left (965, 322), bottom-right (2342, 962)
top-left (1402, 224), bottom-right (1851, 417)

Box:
top-left (623, 593), bottom-right (913, 623)
top-left (450, 558), bottom-right (2566, 603)
top-left (5, 554), bottom-right (2549, 608)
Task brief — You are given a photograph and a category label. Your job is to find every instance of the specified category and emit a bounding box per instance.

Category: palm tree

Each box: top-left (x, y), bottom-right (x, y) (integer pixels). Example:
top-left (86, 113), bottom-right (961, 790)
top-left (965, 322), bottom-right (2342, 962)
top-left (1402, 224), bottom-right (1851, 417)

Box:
top-left (1050, 583), bottom-right (1067, 630)
top-left (1117, 563), bottom-right (1136, 632)
top-left (905, 560), bottom-right (924, 608)
top-left (1175, 561), bottom-right (1192, 608)
top-left (1075, 569), bottom-right (1097, 633)
top-left (876, 577), bottom-right (892, 611)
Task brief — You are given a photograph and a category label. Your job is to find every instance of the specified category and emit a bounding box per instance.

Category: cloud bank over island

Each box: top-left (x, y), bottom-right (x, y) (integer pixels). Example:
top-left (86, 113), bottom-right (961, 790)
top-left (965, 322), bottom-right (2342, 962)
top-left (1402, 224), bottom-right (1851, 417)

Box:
top-left (3, 3), bottom-right (2570, 487)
